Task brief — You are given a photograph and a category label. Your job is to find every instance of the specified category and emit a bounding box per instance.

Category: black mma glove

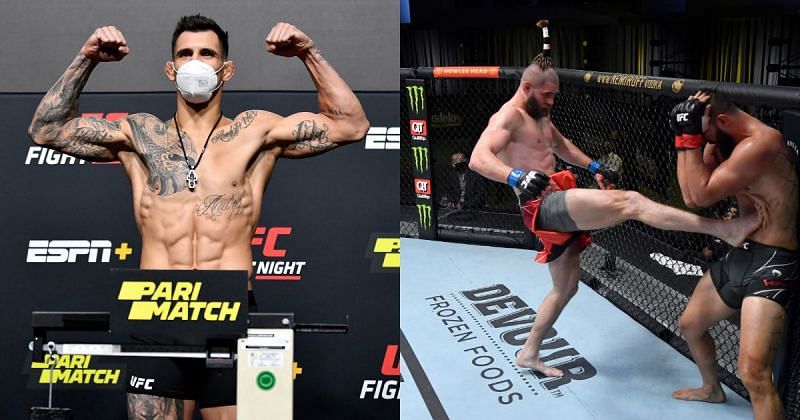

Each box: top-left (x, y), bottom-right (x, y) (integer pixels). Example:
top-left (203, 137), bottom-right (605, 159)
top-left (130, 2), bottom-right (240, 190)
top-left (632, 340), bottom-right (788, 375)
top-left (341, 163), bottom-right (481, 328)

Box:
top-left (669, 98), bottom-right (706, 149)
top-left (507, 168), bottom-right (550, 198)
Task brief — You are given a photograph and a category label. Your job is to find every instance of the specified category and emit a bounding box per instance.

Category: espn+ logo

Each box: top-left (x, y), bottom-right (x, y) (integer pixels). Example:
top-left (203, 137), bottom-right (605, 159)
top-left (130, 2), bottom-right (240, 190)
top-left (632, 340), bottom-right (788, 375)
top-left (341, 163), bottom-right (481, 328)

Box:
top-left (26, 240), bottom-right (134, 263)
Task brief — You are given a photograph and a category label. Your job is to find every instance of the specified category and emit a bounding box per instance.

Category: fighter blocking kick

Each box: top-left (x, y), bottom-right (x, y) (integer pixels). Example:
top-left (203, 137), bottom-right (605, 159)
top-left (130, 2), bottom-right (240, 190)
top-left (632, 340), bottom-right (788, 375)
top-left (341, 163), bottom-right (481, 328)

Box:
top-left (469, 20), bottom-right (761, 379)
top-left (669, 91), bottom-right (798, 420)
top-left (28, 15), bottom-right (368, 420)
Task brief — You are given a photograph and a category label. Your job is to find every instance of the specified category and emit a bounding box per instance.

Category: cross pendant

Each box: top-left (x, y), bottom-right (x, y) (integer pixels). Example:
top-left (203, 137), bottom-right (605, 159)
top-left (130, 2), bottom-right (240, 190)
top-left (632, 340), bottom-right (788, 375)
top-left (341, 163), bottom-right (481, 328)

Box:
top-left (186, 169), bottom-right (198, 189)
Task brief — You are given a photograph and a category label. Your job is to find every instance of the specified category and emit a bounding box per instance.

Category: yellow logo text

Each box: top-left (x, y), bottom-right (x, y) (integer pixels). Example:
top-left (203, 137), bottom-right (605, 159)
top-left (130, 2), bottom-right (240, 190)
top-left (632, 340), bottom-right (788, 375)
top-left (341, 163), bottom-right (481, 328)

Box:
top-left (118, 281), bottom-right (240, 321)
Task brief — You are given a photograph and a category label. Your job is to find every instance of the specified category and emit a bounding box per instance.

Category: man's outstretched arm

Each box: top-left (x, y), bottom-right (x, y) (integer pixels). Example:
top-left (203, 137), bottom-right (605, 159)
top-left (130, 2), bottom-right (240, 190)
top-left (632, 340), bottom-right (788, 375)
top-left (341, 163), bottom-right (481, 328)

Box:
top-left (264, 23), bottom-right (369, 158)
top-left (28, 26), bottom-right (132, 161)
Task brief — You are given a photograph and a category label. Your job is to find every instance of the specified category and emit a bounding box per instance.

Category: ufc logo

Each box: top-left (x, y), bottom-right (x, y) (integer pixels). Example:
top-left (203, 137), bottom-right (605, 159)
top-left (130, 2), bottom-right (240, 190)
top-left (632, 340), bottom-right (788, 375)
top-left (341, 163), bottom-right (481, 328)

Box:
top-left (676, 113), bottom-right (689, 122)
top-left (251, 227), bottom-right (292, 257)
top-left (414, 178), bottom-right (430, 194)
top-left (381, 344), bottom-right (400, 376)
top-left (410, 120), bottom-right (427, 136)
top-left (129, 376), bottom-right (154, 390)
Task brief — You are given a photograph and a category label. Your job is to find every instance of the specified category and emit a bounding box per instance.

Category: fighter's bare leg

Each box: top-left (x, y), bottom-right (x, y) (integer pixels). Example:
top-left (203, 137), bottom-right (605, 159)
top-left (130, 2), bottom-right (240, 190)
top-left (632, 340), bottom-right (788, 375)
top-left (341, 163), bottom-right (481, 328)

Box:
top-left (200, 405), bottom-right (236, 420)
top-left (672, 273), bottom-right (735, 403)
top-left (739, 297), bottom-right (785, 420)
top-left (563, 189), bottom-right (759, 246)
top-left (515, 241), bottom-right (581, 377)
top-left (127, 393), bottom-right (193, 420)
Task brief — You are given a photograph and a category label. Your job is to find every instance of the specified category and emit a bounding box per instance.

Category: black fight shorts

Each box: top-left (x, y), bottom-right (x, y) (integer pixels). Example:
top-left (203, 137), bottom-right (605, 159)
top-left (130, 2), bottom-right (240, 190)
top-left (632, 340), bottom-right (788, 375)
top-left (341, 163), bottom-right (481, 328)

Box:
top-left (125, 290), bottom-right (258, 407)
top-left (710, 241), bottom-right (798, 309)
top-left (126, 357), bottom-right (237, 408)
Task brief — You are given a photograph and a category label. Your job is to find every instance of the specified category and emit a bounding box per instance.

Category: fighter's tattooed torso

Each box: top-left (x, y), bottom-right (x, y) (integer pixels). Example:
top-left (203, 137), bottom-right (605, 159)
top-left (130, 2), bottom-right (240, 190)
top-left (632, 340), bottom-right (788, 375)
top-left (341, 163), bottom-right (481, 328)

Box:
top-left (126, 111), bottom-right (259, 197)
top-left (127, 114), bottom-right (193, 196)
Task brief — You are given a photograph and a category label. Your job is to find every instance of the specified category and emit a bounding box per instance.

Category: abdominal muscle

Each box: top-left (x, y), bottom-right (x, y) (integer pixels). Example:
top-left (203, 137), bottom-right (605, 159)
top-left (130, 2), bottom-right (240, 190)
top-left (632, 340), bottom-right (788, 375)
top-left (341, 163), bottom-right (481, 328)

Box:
top-left (136, 184), bottom-right (258, 285)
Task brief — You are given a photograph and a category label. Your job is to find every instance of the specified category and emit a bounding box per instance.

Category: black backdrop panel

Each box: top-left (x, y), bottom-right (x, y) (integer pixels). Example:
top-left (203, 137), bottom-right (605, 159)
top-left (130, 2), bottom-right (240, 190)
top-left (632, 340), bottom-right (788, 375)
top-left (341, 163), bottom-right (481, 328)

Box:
top-left (0, 91), bottom-right (398, 419)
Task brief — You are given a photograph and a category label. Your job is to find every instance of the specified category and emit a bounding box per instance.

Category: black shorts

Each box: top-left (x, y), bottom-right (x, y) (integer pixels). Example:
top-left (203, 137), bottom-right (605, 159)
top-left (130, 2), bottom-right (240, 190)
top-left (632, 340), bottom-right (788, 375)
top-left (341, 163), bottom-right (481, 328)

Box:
top-left (125, 290), bottom-right (258, 407)
top-left (709, 241), bottom-right (799, 309)
top-left (126, 357), bottom-right (237, 408)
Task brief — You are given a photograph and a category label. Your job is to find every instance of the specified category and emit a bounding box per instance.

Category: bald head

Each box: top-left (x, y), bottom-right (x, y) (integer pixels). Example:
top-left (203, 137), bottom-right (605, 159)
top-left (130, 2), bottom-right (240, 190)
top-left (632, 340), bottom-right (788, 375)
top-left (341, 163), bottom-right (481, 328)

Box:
top-left (521, 63), bottom-right (559, 89)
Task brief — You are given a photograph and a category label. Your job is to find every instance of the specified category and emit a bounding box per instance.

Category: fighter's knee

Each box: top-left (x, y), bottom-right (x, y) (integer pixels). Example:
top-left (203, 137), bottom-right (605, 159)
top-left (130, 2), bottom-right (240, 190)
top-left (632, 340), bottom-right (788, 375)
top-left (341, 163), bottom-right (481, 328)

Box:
top-left (739, 356), bottom-right (773, 395)
top-left (618, 190), bottom-right (645, 220)
top-left (565, 284), bottom-right (579, 299)
top-left (551, 283), bottom-right (578, 302)
top-left (677, 313), bottom-right (702, 339)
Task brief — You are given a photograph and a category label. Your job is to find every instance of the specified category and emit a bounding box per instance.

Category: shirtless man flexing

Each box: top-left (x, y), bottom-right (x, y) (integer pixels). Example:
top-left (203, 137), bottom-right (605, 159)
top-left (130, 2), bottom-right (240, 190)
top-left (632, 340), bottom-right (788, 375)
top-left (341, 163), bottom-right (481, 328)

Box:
top-left (28, 15), bottom-right (368, 420)
top-left (469, 58), bottom-right (759, 379)
top-left (670, 91), bottom-right (797, 420)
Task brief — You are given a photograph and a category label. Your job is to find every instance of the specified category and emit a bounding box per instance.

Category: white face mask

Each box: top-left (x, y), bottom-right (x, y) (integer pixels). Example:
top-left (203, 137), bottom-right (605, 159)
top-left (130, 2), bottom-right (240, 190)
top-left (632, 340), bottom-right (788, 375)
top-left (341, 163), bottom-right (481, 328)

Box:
top-left (172, 60), bottom-right (227, 104)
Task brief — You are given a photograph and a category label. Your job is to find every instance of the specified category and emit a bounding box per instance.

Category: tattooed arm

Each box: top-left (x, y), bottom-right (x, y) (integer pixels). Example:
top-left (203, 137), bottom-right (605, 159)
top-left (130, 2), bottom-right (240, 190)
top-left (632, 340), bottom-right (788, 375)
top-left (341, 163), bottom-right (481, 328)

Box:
top-left (27, 26), bottom-right (133, 161)
top-left (263, 23), bottom-right (369, 158)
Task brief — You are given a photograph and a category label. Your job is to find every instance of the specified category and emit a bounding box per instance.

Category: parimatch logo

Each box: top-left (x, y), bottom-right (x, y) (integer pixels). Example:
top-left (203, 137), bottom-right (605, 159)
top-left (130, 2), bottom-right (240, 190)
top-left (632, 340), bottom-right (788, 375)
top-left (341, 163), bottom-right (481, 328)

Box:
top-left (118, 281), bottom-right (240, 322)
top-left (29, 354), bottom-right (121, 387)
top-left (366, 235), bottom-right (400, 272)
top-left (417, 204), bottom-right (432, 230)
top-left (412, 147), bottom-right (429, 172)
top-left (406, 85), bottom-right (425, 114)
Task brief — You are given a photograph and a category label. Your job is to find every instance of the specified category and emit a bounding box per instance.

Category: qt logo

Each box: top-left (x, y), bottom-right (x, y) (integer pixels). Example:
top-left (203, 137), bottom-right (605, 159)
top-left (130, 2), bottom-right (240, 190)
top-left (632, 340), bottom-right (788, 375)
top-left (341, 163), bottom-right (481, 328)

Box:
top-left (410, 120), bottom-right (427, 141)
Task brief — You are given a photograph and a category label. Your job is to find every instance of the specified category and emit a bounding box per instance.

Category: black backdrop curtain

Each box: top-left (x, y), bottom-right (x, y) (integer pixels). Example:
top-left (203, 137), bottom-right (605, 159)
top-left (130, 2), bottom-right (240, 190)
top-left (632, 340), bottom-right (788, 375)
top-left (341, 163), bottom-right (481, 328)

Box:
top-left (402, 15), bottom-right (800, 85)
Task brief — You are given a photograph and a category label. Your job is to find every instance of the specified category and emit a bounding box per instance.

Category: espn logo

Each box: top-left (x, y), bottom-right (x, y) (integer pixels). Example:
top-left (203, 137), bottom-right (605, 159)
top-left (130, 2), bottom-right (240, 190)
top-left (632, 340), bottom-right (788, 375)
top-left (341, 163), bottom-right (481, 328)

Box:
top-left (26, 240), bottom-right (133, 263)
top-left (365, 127), bottom-right (400, 150)
top-left (27, 240), bottom-right (111, 263)
top-left (414, 178), bottom-right (431, 199)
top-left (410, 119), bottom-right (427, 141)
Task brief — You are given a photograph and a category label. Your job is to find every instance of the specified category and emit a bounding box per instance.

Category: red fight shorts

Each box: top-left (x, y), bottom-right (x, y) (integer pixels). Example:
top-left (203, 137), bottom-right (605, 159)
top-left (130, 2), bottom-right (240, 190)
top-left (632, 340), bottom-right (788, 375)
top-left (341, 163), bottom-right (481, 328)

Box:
top-left (519, 170), bottom-right (592, 263)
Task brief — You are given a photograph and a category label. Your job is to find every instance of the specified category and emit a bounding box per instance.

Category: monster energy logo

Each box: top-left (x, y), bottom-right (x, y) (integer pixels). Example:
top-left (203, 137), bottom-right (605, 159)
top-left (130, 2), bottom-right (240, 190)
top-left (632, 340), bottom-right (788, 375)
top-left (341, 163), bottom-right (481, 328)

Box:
top-left (417, 204), bottom-right (432, 230)
top-left (406, 85), bottom-right (425, 114)
top-left (412, 147), bottom-right (429, 172)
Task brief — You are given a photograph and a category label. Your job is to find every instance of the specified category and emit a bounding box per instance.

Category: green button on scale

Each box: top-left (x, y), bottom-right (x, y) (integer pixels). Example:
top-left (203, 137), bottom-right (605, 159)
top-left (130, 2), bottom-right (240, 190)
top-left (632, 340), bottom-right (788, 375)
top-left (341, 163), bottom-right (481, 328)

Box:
top-left (256, 371), bottom-right (276, 391)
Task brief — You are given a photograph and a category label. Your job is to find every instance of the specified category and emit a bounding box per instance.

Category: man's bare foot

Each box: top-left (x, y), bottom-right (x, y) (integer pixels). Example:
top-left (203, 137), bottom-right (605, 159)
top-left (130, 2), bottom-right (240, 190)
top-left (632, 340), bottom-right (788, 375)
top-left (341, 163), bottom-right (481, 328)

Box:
top-left (515, 353), bottom-right (563, 377)
top-left (720, 212), bottom-right (761, 247)
top-left (672, 385), bottom-right (726, 403)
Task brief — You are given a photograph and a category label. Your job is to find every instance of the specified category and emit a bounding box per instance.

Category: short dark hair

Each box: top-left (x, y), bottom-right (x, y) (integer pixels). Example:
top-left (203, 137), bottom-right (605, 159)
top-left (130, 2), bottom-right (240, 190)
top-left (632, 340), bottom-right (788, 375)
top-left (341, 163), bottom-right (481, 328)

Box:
top-left (702, 89), bottom-right (738, 119)
top-left (172, 15), bottom-right (229, 58)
